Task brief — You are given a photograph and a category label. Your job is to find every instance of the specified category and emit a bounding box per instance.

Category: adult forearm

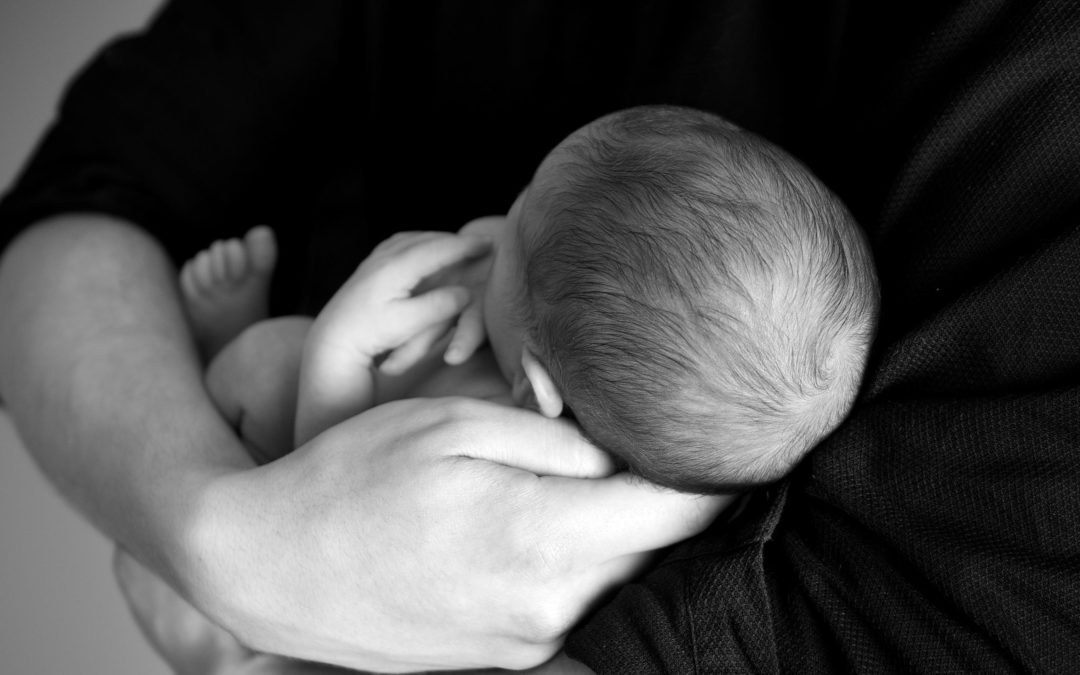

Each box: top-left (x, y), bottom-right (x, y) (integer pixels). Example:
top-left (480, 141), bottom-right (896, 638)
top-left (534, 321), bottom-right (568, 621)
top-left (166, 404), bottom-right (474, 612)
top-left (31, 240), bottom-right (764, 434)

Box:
top-left (0, 215), bottom-right (251, 589)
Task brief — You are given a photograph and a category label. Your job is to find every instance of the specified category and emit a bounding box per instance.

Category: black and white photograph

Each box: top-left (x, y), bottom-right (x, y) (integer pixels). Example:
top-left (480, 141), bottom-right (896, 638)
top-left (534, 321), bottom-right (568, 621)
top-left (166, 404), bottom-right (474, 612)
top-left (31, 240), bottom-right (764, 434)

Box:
top-left (1, 2), bottom-right (1078, 673)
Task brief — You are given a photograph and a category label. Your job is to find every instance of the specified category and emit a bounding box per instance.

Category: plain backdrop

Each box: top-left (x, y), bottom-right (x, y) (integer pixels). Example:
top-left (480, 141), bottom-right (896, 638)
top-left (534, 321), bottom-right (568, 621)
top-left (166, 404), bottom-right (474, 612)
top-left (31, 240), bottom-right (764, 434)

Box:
top-left (0, 1), bottom-right (170, 672)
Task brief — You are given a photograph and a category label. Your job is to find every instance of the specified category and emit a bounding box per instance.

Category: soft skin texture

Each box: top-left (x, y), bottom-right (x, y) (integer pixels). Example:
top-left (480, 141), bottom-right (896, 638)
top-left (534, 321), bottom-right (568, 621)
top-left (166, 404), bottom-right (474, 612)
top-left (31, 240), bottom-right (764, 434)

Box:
top-left (6, 2), bottom-right (1080, 670)
top-left (0, 216), bottom-right (246, 593)
top-left (114, 541), bottom-right (591, 675)
top-left (115, 223), bottom-right (590, 673)
top-left (0, 216), bottom-right (725, 671)
top-left (115, 225), bottom-right (603, 673)
top-left (295, 231), bottom-right (490, 445)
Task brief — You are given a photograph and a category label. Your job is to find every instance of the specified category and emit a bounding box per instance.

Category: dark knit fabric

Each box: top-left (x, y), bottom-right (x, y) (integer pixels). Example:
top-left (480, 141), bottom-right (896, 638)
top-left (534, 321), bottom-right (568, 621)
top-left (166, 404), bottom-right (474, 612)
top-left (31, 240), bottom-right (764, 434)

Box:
top-left (2, 1), bottom-right (1078, 672)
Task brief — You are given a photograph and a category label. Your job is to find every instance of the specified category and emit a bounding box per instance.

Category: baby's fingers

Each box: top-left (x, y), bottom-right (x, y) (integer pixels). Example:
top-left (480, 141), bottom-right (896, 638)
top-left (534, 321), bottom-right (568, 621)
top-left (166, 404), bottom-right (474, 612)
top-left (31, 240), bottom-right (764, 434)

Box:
top-left (380, 323), bottom-right (451, 375)
top-left (388, 233), bottom-right (491, 293)
top-left (444, 295), bottom-right (486, 365)
top-left (380, 285), bottom-right (470, 373)
top-left (384, 284), bottom-right (470, 348)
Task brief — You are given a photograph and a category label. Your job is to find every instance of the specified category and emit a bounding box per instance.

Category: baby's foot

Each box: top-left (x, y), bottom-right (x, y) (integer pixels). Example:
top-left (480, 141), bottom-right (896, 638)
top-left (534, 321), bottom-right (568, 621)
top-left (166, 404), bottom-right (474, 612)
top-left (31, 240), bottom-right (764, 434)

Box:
top-left (180, 226), bottom-right (277, 359)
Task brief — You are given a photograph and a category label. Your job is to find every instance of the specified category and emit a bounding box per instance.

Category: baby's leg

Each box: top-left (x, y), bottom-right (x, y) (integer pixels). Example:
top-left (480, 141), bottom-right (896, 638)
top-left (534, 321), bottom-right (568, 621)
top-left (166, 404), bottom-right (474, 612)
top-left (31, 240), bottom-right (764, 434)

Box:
top-left (205, 317), bottom-right (310, 463)
top-left (180, 228), bottom-right (305, 463)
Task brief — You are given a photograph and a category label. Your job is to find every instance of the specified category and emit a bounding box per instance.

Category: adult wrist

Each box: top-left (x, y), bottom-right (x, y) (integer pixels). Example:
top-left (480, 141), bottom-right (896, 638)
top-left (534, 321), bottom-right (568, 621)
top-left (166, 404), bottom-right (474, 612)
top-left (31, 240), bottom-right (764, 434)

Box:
top-left (175, 458), bottom-right (377, 667)
top-left (174, 466), bottom-right (254, 633)
top-left (163, 451), bottom-right (259, 625)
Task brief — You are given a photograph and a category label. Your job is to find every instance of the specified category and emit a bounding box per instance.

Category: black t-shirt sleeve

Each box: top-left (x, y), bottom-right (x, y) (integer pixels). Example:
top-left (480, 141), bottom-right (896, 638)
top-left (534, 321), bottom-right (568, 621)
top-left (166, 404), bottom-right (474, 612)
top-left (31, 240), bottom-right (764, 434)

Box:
top-left (0, 0), bottom-right (351, 265)
top-left (568, 2), bottom-right (1080, 672)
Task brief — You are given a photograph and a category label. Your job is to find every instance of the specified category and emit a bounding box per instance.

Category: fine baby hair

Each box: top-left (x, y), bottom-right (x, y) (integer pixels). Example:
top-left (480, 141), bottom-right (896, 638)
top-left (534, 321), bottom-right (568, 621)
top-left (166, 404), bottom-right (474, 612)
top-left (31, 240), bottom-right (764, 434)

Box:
top-left (519, 105), bottom-right (879, 493)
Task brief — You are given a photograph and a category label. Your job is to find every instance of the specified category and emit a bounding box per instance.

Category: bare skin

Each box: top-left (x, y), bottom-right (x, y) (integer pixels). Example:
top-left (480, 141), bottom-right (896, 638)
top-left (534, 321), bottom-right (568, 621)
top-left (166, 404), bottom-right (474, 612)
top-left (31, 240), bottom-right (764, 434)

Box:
top-left (180, 225), bottom-right (278, 358)
top-left (0, 217), bottom-right (725, 672)
top-left (0, 216), bottom-right (249, 595)
top-left (118, 226), bottom-right (607, 673)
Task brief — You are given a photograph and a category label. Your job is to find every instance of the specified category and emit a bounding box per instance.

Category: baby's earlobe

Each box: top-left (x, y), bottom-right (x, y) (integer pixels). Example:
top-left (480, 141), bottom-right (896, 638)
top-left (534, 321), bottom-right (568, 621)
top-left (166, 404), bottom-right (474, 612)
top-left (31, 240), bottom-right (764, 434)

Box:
top-left (521, 348), bottom-right (564, 419)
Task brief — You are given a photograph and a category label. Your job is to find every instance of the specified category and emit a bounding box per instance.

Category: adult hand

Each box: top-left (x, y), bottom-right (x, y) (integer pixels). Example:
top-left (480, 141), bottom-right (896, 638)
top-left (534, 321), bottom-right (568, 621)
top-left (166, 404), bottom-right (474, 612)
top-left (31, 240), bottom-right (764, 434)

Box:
top-left (116, 547), bottom-right (593, 675)
top-left (116, 545), bottom-right (593, 674)
top-left (188, 396), bottom-right (728, 672)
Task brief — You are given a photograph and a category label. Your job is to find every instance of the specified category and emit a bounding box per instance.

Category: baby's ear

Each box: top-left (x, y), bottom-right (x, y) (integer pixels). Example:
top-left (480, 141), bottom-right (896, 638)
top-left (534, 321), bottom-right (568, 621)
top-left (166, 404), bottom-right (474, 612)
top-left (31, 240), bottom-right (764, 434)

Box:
top-left (521, 347), bottom-right (564, 419)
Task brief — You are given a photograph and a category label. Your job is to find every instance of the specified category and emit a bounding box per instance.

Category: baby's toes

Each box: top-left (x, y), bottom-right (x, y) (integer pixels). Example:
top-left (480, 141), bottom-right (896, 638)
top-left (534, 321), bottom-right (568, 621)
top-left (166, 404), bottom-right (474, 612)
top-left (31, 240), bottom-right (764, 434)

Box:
top-left (192, 249), bottom-right (216, 293)
top-left (210, 240), bottom-right (232, 286)
top-left (222, 238), bottom-right (248, 283)
top-left (244, 226), bottom-right (278, 275)
top-left (179, 259), bottom-right (201, 301)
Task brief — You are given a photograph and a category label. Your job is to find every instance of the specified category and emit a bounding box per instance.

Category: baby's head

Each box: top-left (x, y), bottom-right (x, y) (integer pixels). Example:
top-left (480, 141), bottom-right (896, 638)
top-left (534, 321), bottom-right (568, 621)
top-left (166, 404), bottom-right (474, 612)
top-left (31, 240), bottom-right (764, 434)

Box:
top-left (483, 105), bottom-right (878, 493)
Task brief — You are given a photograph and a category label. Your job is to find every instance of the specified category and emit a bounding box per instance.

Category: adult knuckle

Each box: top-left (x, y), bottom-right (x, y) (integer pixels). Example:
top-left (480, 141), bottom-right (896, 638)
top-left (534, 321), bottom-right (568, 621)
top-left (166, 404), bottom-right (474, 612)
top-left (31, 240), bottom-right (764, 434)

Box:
top-left (505, 569), bottom-right (576, 641)
top-left (495, 641), bottom-right (561, 671)
top-left (513, 594), bottom-right (575, 646)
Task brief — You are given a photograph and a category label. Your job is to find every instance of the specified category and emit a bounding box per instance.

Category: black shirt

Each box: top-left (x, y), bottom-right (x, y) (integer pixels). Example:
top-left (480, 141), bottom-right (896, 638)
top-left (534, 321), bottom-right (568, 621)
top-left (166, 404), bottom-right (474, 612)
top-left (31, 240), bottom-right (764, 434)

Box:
top-left (2, 1), bottom-right (1079, 672)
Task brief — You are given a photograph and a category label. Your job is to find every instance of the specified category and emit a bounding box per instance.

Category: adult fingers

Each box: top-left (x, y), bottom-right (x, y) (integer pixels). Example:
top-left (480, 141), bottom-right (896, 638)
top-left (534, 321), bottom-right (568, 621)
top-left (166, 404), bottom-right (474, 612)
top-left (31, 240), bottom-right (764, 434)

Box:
top-left (242, 654), bottom-right (357, 675)
top-left (454, 406), bottom-right (616, 479)
top-left (113, 547), bottom-right (154, 617)
top-left (540, 473), bottom-right (733, 560)
top-left (113, 547), bottom-right (254, 671)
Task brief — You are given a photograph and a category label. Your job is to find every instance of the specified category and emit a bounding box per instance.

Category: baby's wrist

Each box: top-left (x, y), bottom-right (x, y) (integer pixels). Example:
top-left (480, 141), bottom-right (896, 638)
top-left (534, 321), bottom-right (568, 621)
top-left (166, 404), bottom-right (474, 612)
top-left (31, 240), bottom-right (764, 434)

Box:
top-left (304, 318), bottom-right (377, 372)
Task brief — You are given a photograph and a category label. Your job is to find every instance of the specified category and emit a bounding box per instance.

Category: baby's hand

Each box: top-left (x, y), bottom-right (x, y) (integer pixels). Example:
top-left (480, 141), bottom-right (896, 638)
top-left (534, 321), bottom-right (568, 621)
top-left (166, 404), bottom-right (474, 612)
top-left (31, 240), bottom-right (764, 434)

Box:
top-left (312, 231), bottom-right (491, 376)
top-left (441, 215), bottom-right (505, 365)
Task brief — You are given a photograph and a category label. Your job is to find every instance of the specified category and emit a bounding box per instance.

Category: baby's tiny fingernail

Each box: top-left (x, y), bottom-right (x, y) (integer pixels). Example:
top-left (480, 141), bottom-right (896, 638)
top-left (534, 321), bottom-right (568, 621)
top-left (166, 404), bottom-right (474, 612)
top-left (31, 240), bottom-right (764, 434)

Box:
top-left (445, 345), bottom-right (462, 364)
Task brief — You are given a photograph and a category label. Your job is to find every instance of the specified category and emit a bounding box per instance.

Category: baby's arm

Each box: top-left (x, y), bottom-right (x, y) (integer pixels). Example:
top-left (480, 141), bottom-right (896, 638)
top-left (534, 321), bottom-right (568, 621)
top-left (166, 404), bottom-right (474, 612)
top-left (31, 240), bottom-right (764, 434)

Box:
top-left (294, 231), bottom-right (490, 445)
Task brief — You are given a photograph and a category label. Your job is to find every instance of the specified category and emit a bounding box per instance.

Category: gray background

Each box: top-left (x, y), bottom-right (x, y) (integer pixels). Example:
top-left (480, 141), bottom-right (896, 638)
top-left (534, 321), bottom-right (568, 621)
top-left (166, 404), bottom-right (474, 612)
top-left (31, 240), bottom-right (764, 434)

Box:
top-left (0, 0), bottom-right (170, 672)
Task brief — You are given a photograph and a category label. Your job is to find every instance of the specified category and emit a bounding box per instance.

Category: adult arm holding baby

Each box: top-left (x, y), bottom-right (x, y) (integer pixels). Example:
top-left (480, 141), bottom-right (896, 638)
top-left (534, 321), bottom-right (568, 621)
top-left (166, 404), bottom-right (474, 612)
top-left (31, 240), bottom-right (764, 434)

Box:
top-left (0, 213), bottom-right (719, 675)
top-left (105, 224), bottom-right (620, 674)
top-left (0, 2), bottom-right (723, 672)
top-left (17, 0), bottom-right (1078, 672)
